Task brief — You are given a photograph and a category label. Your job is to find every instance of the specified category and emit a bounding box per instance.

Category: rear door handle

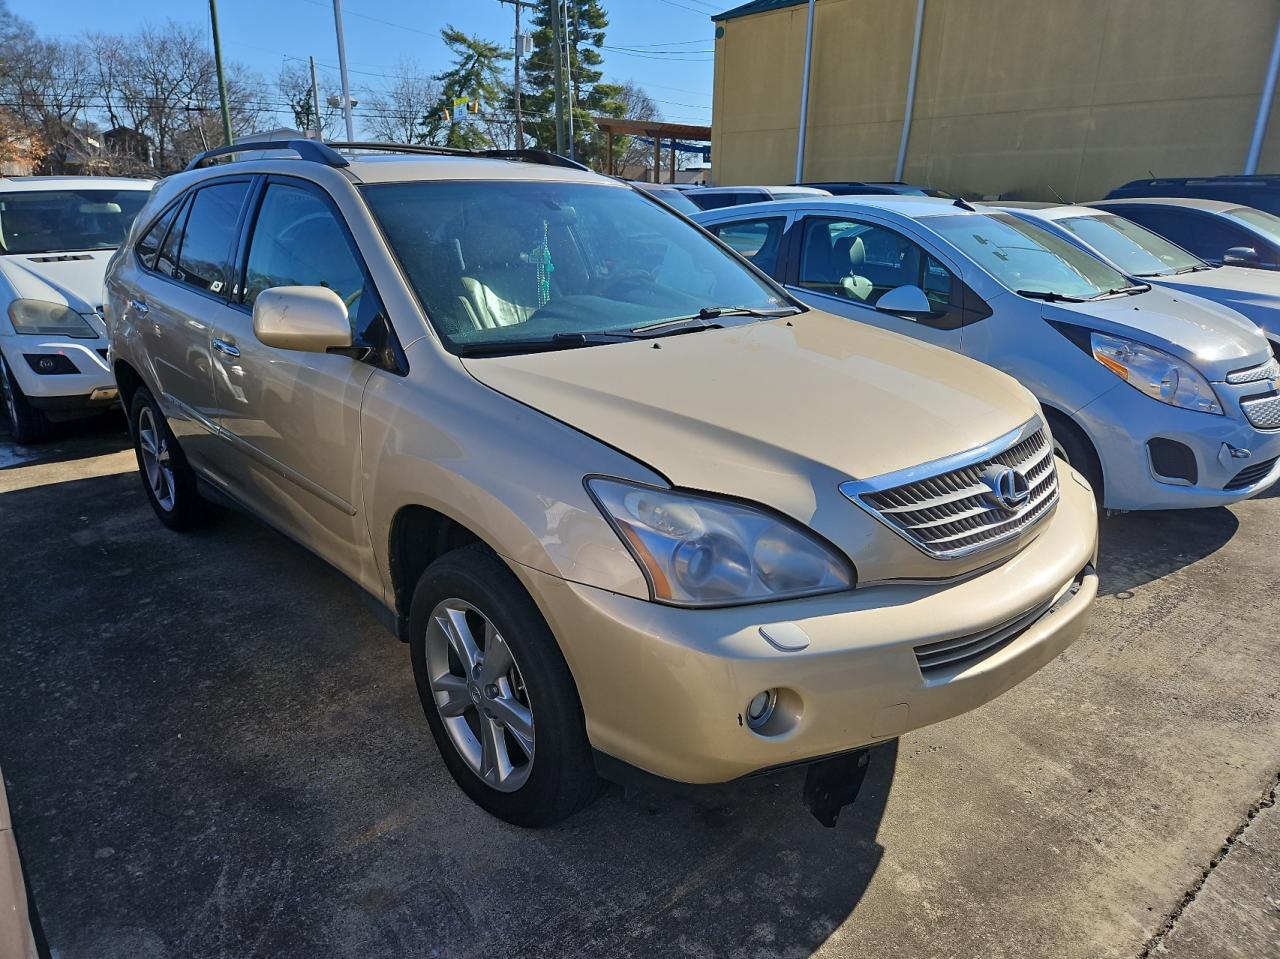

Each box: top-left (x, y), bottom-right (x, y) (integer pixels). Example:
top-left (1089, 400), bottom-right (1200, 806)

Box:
top-left (212, 338), bottom-right (240, 358)
top-left (129, 299), bottom-right (149, 316)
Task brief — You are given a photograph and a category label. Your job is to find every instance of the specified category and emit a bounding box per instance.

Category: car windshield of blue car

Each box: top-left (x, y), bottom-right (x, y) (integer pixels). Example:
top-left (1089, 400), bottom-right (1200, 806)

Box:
top-left (928, 212), bottom-right (1129, 299)
top-left (1058, 214), bottom-right (1204, 276)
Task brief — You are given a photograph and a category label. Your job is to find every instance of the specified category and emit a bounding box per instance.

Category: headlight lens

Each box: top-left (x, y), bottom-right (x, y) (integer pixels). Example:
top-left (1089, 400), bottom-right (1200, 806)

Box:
top-left (8, 299), bottom-right (97, 338)
top-left (1090, 332), bottom-right (1222, 414)
top-left (587, 478), bottom-right (854, 606)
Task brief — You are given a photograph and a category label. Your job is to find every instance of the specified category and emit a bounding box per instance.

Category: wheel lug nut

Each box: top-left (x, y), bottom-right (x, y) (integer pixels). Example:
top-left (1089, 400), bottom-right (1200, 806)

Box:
top-left (485, 684), bottom-right (499, 698)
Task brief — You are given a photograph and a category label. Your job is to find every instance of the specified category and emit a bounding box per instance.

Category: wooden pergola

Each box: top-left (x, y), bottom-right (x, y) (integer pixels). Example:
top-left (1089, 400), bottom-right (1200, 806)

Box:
top-left (592, 117), bottom-right (712, 183)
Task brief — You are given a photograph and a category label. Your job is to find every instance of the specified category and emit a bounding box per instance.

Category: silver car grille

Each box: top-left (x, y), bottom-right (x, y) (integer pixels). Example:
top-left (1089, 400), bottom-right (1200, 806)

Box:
top-left (841, 419), bottom-right (1059, 560)
top-left (1242, 392), bottom-right (1280, 430)
top-left (1227, 357), bottom-right (1280, 385)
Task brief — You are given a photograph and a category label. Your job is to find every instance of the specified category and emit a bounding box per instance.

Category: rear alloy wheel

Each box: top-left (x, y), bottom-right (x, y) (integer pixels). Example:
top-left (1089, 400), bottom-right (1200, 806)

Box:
top-left (129, 387), bottom-right (210, 530)
top-left (0, 353), bottom-right (52, 444)
top-left (409, 544), bottom-right (598, 827)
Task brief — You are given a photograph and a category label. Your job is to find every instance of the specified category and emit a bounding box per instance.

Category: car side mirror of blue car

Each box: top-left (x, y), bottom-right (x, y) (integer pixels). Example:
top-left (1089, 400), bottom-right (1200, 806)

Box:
top-left (1223, 246), bottom-right (1260, 267)
top-left (876, 284), bottom-right (936, 318)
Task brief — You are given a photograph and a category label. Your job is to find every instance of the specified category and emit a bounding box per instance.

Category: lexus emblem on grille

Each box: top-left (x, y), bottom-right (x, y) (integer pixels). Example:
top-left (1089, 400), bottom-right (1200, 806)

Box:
top-left (980, 465), bottom-right (1030, 512)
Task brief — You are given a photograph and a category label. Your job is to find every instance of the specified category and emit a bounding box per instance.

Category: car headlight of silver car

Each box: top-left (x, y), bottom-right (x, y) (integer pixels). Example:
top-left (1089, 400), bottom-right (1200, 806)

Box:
top-left (8, 299), bottom-right (98, 338)
top-left (1089, 331), bottom-right (1222, 415)
top-left (587, 478), bottom-right (854, 606)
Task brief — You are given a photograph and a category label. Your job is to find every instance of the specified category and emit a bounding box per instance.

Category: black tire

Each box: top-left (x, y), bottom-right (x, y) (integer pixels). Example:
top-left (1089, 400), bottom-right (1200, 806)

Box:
top-left (1046, 410), bottom-right (1103, 505)
top-left (409, 543), bottom-right (598, 827)
top-left (129, 386), bottom-right (209, 530)
top-left (0, 353), bottom-right (52, 444)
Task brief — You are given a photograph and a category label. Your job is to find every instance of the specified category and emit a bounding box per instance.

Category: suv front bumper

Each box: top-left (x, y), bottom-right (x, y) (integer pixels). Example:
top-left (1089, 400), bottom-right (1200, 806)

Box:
top-left (517, 463), bottom-right (1099, 784)
top-left (1, 336), bottom-right (117, 410)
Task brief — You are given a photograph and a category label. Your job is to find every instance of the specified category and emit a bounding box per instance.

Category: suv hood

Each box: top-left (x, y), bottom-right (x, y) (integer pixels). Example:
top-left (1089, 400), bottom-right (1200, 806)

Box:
top-left (1150, 265), bottom-right (1280, 345)
top-left (1038, 285), bottom-right (1271, 381)
top-left (0, 250), bottom-right (115, 315)
top-left (462, 311), bottom-right (1039, 522)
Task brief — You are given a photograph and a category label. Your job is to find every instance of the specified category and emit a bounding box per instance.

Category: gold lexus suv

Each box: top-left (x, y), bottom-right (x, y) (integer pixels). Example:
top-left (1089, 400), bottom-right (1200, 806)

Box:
top-left (105, 141), bottom-right (1099, 826)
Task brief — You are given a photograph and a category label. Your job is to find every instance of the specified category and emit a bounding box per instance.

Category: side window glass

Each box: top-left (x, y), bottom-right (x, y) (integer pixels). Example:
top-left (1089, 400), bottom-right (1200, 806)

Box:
top-left (923, 254), bottom-right (954, 308)
top-left (136, 202), bottom-right (180, 270)
top-left (799, 218), bottom-right (930, 306)
top-left (711, 217), bottom-right (785, 276)
top-left (175, 180), bottom-right (251, 295)
top-left (244, 183), bottom-right (369, 340)
top-left (154, 197), bottom-right (189, 279)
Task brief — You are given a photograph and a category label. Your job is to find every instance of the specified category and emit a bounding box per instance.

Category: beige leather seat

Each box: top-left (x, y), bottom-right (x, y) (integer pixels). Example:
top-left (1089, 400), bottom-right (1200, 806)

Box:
top-left (456, 223), bottom-right (540, 330)
top-left (834, 235), bottom-right (875, 302)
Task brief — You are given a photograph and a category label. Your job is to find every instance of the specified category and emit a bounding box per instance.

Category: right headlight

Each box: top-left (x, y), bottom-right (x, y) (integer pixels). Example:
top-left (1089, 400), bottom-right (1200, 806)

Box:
top-left (8, 299), bottom-right (97, 338)
top-left (1089, 331), bottom-right (1222, 415)
top-left (587, 478), bottom-right (854, 607)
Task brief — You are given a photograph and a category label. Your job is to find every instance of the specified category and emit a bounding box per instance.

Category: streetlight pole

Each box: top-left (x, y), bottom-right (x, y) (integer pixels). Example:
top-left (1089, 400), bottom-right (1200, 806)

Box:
top-left (332, 0), bottom-right (355, 141)
top-left (207, 0), bottom-right (234, 146)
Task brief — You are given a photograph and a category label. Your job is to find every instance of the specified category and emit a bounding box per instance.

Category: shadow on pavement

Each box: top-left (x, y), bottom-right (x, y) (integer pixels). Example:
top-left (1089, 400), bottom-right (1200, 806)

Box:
top-left (0, 411), bottom-right (129, 469)
top-left (0, 469), bottom-right (897, 959)
top-left (1097, 506), bottom-right (1239, 596)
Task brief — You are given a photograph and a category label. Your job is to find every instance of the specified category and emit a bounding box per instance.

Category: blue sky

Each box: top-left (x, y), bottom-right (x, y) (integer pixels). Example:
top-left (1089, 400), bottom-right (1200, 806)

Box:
top-left (13, 0), bottom-right (720, 131)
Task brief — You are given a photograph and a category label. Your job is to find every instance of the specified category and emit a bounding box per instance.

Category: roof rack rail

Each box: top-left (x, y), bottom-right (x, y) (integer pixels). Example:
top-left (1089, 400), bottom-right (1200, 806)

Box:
top-left (324, 141), bottom-right (590, 171)
top-left (185, 139), bottom-right (349, 172)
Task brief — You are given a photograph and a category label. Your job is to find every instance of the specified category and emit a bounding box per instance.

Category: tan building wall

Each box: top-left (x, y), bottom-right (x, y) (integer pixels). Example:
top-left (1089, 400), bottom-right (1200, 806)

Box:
top-left (711, 0), bottom-right (1280, 201)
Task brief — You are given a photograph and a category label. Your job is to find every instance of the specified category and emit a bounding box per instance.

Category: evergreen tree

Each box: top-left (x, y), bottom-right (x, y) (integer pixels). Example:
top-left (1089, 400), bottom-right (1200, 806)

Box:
top-left (522, 0), bottom-right (625, 169)
top-left (422, 27), bottom-right (511, 149)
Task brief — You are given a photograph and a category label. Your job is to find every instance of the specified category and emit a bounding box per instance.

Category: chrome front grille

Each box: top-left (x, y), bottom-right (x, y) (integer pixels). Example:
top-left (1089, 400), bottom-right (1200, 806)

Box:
top-left (842, 420), bottom-right (1059, 560)
top-left (1242, 392), bottom-right (1280, 430)
top-left (1227, 357), bottom-right (1280, 385)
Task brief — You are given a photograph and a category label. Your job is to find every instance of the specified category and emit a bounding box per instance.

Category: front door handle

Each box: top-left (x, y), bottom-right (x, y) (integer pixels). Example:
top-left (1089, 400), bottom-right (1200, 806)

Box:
top-left (129, 299), bottom-right (149, 316)
top-left (212, 338), bottom-right (240, 358)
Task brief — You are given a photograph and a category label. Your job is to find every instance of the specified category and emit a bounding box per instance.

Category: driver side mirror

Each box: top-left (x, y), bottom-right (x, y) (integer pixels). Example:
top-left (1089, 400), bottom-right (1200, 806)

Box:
top-left (1223, 246), bottom-right (1260, 267)
top-left (252, 286), bottom-right (353, 353)
top-left (875, 284), bottom-right (936, 318)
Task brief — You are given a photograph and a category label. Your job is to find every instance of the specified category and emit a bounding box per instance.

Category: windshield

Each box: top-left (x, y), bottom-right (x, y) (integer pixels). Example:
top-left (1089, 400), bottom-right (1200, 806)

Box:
top-left (928, 212), bottom-right (1131, 298)
top-left (1057, 213), bottom-right (1205, 276)
top-left (361, 179), bottom-right (790, 354)
top-left (1225, 206), bottom-right (1280, 244)
top-left (0, 188), bottom-right (150, 255)
top-left (642, 187), bottom-right (701, 215)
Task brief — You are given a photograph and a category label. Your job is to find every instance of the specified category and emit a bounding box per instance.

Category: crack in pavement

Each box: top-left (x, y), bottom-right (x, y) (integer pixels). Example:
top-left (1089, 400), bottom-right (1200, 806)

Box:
top-left (1139, 767), bottom-right (1280, 957)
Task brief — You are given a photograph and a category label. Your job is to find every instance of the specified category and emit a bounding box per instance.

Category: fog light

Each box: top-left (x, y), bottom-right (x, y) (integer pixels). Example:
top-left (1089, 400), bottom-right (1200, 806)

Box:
top-left (746, 689), bottom-right (777, 729)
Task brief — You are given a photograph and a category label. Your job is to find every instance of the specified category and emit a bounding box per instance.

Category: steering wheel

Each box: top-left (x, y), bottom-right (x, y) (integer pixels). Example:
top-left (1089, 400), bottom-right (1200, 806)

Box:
top-left (597, 271), bottom-right (654, 299)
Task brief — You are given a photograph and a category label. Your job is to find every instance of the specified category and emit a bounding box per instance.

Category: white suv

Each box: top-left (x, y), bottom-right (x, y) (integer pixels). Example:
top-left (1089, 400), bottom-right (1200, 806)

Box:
top-left (0, 176), bottom-right (153, 442)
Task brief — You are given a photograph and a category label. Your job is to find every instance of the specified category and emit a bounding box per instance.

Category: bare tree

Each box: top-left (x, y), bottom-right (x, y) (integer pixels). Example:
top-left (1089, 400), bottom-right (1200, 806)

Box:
top-left (613, 80), bottom-right (660, 176)
top-left (278, 61), bottom-right (342, 139)
top-left (84, 21), bottom-right (263, 170)
top-left (361, 59), bottom-right (441, 144)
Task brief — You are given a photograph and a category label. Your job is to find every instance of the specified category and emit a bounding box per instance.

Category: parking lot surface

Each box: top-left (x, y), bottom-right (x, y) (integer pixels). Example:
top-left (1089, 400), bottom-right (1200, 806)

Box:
top-left (1, 418), bottom-right (1278, 959)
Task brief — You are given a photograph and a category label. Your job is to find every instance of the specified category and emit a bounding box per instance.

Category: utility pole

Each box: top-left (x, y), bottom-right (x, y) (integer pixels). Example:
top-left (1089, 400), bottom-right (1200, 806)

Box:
top-left (208, 0), bottom-right (234, 146)
top-left (332, 0), bottom-right (355, 141)
top-left (499, 0), bottom-right (537, 149)
top-left (563, 0), bottom-right (575, 160)
top-left (309, 56), bottom-right (324, 140)
top-left (549, 0), bottom-right (565, 153)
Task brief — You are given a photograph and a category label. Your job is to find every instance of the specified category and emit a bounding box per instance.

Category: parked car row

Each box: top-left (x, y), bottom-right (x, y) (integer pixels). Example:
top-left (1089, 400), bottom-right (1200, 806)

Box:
top-left (1, 149), bottom-right (1275, 831)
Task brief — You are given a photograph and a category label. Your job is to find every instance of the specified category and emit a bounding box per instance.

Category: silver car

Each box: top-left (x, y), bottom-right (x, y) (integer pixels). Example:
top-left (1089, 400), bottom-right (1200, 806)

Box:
top-left (1089, 197), bottom-right (1280, 271)
top-left (994, 203), bottom-right (1280, 356)
top-left (694, 196), bottom-right (1280, 511)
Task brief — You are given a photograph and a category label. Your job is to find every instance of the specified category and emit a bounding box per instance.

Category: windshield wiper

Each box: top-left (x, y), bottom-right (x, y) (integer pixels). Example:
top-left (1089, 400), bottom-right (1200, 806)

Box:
top-left (629, 305), bottom-right (799, 337)
top-left (456, 331), bottom-right (638, 357)
top-left (1089, 283), bottom-right (1151, 299)
top-left (1015, 289), bottom-right (1087, 303)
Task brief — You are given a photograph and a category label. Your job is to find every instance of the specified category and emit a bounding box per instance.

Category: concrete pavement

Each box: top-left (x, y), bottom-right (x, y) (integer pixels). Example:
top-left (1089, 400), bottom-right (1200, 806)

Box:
top-left (0, 418), bottom-right (1278, 959)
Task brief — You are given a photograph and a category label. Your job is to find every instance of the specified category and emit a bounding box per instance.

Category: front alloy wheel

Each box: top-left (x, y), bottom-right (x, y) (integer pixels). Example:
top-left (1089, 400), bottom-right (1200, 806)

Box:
top-left (425, 598), bottom-right (535, 792)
